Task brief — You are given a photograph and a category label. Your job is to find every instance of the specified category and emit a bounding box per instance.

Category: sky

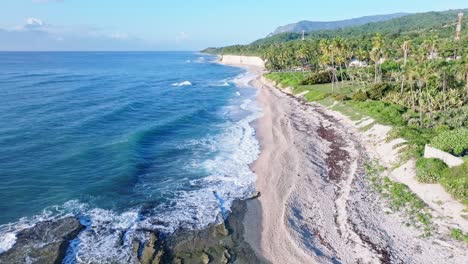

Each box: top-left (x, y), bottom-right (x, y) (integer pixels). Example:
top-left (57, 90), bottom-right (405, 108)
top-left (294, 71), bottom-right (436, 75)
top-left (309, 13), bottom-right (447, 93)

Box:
top-left (0, 0), bottom-right (467, 51)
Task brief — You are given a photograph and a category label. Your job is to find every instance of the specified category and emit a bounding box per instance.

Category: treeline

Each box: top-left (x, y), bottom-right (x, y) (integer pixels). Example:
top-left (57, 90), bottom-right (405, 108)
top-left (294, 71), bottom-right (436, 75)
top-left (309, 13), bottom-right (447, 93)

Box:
top-left (205, 10), bottom-right (467, 127)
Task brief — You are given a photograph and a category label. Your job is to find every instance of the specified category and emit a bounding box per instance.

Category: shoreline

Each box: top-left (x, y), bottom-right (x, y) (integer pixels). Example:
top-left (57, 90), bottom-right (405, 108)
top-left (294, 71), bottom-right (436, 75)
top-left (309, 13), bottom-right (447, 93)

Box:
top-left (221, 55), bottom-right (467, 263)
top-left (1, 54), bottom-right (465, 263)
top-left (0, 55), bottom-right (268, 264)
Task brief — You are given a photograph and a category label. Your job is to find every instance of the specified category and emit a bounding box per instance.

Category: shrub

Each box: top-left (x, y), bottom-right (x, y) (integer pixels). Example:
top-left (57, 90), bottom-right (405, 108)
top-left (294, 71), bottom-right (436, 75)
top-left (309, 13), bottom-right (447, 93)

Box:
top-left (450, 228), bottom-right (468, 243)
top-left (352, 90), bottom-right (369, 101)
top-left (381, 60), bottom-right (400, 75)
top-left (420, 105), bottom-right (468, 129)
top-left (300, 71), bottom-right (331, 85)
top-left (333, 94), bottom-right (350, 101)
top-left (430, 128), bottom-right (468, 156)
top-left (440, 162), bottom-right (468, 205)
top-left (415, 158), bottom-right (448, 183)
top-left (367, 83), bottom-right (392, 100)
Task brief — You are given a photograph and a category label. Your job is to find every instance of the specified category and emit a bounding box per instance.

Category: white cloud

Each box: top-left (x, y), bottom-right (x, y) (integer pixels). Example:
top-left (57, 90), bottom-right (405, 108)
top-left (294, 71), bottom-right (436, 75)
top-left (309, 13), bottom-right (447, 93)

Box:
top-left (25, 17), bottom-right (45, 29)
top-left (110, 32), bottom-right (129, 40)
top-left (176, 32), bottom-right (190, 43)
top-left (32, 0), bottom-right (63, 3)
top-left (0, 20), bottom-right (154, 51)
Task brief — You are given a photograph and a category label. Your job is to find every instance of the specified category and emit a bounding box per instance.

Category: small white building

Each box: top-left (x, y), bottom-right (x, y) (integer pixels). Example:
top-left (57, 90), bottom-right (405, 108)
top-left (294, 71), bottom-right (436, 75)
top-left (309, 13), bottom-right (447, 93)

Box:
top-left (349, 60), bottom-right (368, 67)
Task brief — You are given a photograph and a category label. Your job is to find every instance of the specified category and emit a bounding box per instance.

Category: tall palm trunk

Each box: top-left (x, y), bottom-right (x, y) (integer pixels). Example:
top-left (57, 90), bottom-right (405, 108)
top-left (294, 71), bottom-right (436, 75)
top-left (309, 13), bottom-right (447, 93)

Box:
top-left (443, 72), bottom-right (447, 111)
top-left (339, 65), bottom-right (344, 86)
top-left (400, 77), bottom-right (405, 95)
top-left (418, 83), bottom-right (424, 127)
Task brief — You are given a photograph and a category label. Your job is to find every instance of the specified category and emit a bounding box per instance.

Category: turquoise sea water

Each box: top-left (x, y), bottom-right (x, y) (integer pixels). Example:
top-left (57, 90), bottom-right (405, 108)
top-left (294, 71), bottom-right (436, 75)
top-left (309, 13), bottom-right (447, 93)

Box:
top-left (0, 52), bottom-right (261, 261)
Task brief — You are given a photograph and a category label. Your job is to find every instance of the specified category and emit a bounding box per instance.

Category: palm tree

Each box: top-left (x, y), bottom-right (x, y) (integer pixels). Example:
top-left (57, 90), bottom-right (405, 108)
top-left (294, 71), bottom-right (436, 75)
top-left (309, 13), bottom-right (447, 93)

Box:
top-left (401, 40), bottom-right (410, 65)
top-left (413, 65), bottom-right (426, 126)
top-left (332, 38), bottom-right (346, 86)
top-left (456, 62), bottom-right (468, 100)
top-left (371, 34), bottom-right (385, 83)
top-left (319, 39), bottom-right (338, 91)
top-left (405, 61), bottom-right (418, 111)
top-left (423, 35), bottom-right (439, 60)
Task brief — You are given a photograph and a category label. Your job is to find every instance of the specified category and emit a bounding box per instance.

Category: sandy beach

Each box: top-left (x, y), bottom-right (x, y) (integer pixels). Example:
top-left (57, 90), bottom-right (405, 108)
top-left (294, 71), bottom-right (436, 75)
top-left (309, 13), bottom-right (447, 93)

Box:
top-left (221, 56), bottom-right (468, 264)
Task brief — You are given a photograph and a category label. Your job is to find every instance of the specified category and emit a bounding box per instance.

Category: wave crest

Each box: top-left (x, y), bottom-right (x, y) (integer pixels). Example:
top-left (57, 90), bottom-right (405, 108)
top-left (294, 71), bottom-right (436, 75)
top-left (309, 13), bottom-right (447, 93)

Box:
top-left (171, 81), bottom-right (192, 87)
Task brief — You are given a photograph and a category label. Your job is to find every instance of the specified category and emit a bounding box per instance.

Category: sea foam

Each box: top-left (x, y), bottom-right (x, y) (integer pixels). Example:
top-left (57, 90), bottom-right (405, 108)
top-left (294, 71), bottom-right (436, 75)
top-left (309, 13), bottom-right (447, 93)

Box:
top-left (172, 81), bottom-right (192, 87)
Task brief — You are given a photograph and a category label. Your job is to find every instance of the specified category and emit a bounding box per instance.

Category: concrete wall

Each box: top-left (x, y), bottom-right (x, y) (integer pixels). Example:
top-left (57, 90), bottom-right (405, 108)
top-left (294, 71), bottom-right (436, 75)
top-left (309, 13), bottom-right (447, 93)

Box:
top-left (424, 145), bottom-right (464, 167)
top-left (220, 55), bottom-right (265, 68)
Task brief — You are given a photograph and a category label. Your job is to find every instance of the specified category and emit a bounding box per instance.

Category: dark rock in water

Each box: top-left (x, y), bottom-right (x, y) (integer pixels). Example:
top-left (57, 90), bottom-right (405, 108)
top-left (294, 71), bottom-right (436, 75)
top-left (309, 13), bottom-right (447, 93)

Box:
top-left (132, 230), bottom-right (165, 264)
top-left (129, 199), bottom-right (267, 264)
top-left (249, 192), bottom-right (261, 200)
top-left (164, 200), bottom-right (266, 264)
top-left (0, 217), bottom-right (84, 264)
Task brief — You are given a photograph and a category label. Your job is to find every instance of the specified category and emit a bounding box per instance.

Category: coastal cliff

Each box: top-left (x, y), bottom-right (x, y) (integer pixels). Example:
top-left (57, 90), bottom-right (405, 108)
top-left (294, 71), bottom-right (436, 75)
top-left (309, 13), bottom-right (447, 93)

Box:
top-left (219, 55), bottom-right (265, 68)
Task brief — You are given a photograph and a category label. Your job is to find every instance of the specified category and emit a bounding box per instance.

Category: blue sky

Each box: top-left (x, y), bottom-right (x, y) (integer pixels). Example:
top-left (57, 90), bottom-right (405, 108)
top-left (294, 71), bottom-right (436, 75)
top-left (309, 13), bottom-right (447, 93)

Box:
top-left (0, 0), bottom-right (466, 51)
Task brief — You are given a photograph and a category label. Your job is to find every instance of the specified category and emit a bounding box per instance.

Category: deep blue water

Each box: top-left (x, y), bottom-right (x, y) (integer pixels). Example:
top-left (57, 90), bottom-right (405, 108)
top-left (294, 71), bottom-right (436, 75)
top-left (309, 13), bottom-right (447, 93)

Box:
top-left (0, 52), bottom-right (261, 261)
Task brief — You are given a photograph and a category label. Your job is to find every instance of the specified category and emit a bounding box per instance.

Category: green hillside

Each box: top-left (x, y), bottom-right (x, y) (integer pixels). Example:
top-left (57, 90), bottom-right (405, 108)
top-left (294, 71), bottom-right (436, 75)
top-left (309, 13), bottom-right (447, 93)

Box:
top-left (204, 9), bottom-right (468, 57)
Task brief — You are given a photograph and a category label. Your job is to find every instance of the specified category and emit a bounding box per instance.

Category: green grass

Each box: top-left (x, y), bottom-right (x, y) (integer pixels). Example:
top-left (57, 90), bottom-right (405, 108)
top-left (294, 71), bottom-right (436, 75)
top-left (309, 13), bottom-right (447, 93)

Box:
top-left (264, 72), bottom-right (308, 88)
top-left (300, 82), bottom-right (360, 96)
top-left (329, 102), bottom-right (363, 121)
top-left (365, 160), bottom-right (434, 236)
top-left (450, 228), bottom-right (468, 243)
top-left (440, 161), bottom-right (468, 206)
top-left (415, 158), bottom-right (448, 184)
top-left (347, 101), bottom-right (407, 126)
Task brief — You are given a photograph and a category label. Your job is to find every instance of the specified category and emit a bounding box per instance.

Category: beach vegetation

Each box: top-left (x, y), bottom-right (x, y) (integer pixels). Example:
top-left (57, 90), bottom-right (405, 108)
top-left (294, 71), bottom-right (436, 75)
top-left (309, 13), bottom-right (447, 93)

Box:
top-left (430, 128), bottom-right (468, 156)
top-left (415, 158), bottom-right (448, 183)
top-left (364, 159), bottom-right (434, 236)
top-left (450, 228), bottom-right (468, 243)
top-left (439, 161), bottom-right (468, 205)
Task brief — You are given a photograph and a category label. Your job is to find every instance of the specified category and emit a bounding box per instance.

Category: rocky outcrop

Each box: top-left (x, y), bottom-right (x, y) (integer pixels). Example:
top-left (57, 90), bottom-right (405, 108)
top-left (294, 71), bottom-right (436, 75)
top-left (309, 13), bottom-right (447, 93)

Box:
top-left (163, 200), bottom-right (265, 264)
top-left (0, 217), bottom-right (84, 264)
top-left (132, 231), bottom-right (165, 264)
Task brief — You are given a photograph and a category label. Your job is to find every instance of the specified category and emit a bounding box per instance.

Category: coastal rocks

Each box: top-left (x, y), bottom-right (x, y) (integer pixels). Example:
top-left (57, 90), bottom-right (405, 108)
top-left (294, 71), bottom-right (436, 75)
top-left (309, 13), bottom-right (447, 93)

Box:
top-left (165, 200), bottom-right (265, 264)
top-left (0, 217), bottom-right (84, 264)
top-left (128, 200), bottom-right (264, 264)
top-left (132, 231), bottom-right (165, 264)
top-left (248, 192), bottom-right (261, 200)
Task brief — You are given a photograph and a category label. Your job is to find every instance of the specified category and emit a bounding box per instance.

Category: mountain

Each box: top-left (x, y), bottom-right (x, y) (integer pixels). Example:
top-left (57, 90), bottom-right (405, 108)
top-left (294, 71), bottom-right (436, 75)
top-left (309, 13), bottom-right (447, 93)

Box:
top-left (270, 13), bottom-right (409, 35)
top-left (204, 8), bottom-right (467, 56)
top-left (250, 9), bottom-right (467, 46)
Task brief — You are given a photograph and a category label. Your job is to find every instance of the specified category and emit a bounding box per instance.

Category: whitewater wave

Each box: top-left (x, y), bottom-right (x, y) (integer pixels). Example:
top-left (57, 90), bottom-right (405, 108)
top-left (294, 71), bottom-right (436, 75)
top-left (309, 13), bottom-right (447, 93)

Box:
top-left (171, 81), bottom-right (192, 87)
top-left (194, 57), bottom-right (206, 63)
top-left (0, 70), bottom-right (263, 263)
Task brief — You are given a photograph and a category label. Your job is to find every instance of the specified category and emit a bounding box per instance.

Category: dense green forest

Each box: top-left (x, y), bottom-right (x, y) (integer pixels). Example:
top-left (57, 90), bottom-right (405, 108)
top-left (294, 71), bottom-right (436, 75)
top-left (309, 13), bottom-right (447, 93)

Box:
top-left (205, 9), bottom-right (468, 206)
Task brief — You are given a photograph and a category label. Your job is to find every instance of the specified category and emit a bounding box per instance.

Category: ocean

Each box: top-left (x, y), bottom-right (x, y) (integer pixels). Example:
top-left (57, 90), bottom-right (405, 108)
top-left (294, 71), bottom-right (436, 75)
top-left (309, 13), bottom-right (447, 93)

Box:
top-left (0, 52), bottom-right (261, 261)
